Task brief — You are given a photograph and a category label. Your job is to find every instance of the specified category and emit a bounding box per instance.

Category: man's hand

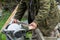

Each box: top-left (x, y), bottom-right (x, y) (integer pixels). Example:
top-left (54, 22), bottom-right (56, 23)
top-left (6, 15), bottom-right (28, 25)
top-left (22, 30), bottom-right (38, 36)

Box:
top-left (12, 19), bottom-right (20, 23)
top-left (29, 22), bottom-right (37, 30)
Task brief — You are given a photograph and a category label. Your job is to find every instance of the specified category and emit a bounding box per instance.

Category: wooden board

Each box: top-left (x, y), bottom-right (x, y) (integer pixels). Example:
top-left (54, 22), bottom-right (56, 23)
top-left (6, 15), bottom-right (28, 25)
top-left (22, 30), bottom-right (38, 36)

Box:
top-left (35, 28), bottom-right (45, 40)
top-left (44, 37), bottom-right (57, 40)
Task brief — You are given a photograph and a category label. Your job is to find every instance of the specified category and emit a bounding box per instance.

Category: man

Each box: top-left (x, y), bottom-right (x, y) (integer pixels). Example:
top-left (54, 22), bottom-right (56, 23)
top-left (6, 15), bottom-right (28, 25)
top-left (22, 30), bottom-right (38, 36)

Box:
top-left (33, 0), bottom-right (59, 36)
top-left (14, 0), bottom-right (59, 36)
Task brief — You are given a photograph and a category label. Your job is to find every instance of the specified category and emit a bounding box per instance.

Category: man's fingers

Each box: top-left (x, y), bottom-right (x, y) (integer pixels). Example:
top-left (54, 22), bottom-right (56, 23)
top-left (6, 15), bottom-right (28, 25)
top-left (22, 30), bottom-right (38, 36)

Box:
top-left (29, 22), bottom-right (37, 30)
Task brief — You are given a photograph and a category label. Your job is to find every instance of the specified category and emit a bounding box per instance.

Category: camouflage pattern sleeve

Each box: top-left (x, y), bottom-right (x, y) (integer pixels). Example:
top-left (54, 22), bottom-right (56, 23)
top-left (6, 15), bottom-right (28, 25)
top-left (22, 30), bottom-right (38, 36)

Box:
top-left (14, 1), bottom-right (27, 20)
top-left (34, 0), bottom-right (50, 25)
top-left (34, 0), bottom-right (59, 36)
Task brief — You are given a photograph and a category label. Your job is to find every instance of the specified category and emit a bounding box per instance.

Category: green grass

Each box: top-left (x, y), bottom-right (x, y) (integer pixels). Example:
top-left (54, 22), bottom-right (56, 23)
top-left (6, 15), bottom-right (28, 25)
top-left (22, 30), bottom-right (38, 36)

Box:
top-left (0, 33), bottom-right (6, 40)
top-left (0, 10), bottom-right (11, 40)
top-left (0, 11), bottom-right (11, 30)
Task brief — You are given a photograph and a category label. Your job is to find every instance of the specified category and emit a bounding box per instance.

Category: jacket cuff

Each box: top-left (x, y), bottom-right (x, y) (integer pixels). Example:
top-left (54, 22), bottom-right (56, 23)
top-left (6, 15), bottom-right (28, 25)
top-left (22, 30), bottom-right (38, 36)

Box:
top-left (33, 20), bottom-right (38, 26)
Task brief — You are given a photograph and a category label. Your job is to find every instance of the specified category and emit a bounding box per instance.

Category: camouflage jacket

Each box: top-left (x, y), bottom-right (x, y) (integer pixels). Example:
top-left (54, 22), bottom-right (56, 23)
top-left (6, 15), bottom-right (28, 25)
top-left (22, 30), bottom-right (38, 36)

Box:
top-left (14, 0), bottom-right (59, 36)
top-left (34, 0), bottom-right (59, 36)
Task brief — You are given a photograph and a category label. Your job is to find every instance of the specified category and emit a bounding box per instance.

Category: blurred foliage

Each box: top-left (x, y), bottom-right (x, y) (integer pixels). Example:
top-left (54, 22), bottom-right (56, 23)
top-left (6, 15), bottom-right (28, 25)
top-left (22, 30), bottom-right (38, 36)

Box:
top-left (0, 33), bottom-right (2, 40)
top-left (0, 33), bottom-right (6, 40)
top-left (0, 10), bottom-right (11, 30)
top-left (0, 10), bottom-right (11, 40)
top-left (2, 0), bottom-right (19, 12)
